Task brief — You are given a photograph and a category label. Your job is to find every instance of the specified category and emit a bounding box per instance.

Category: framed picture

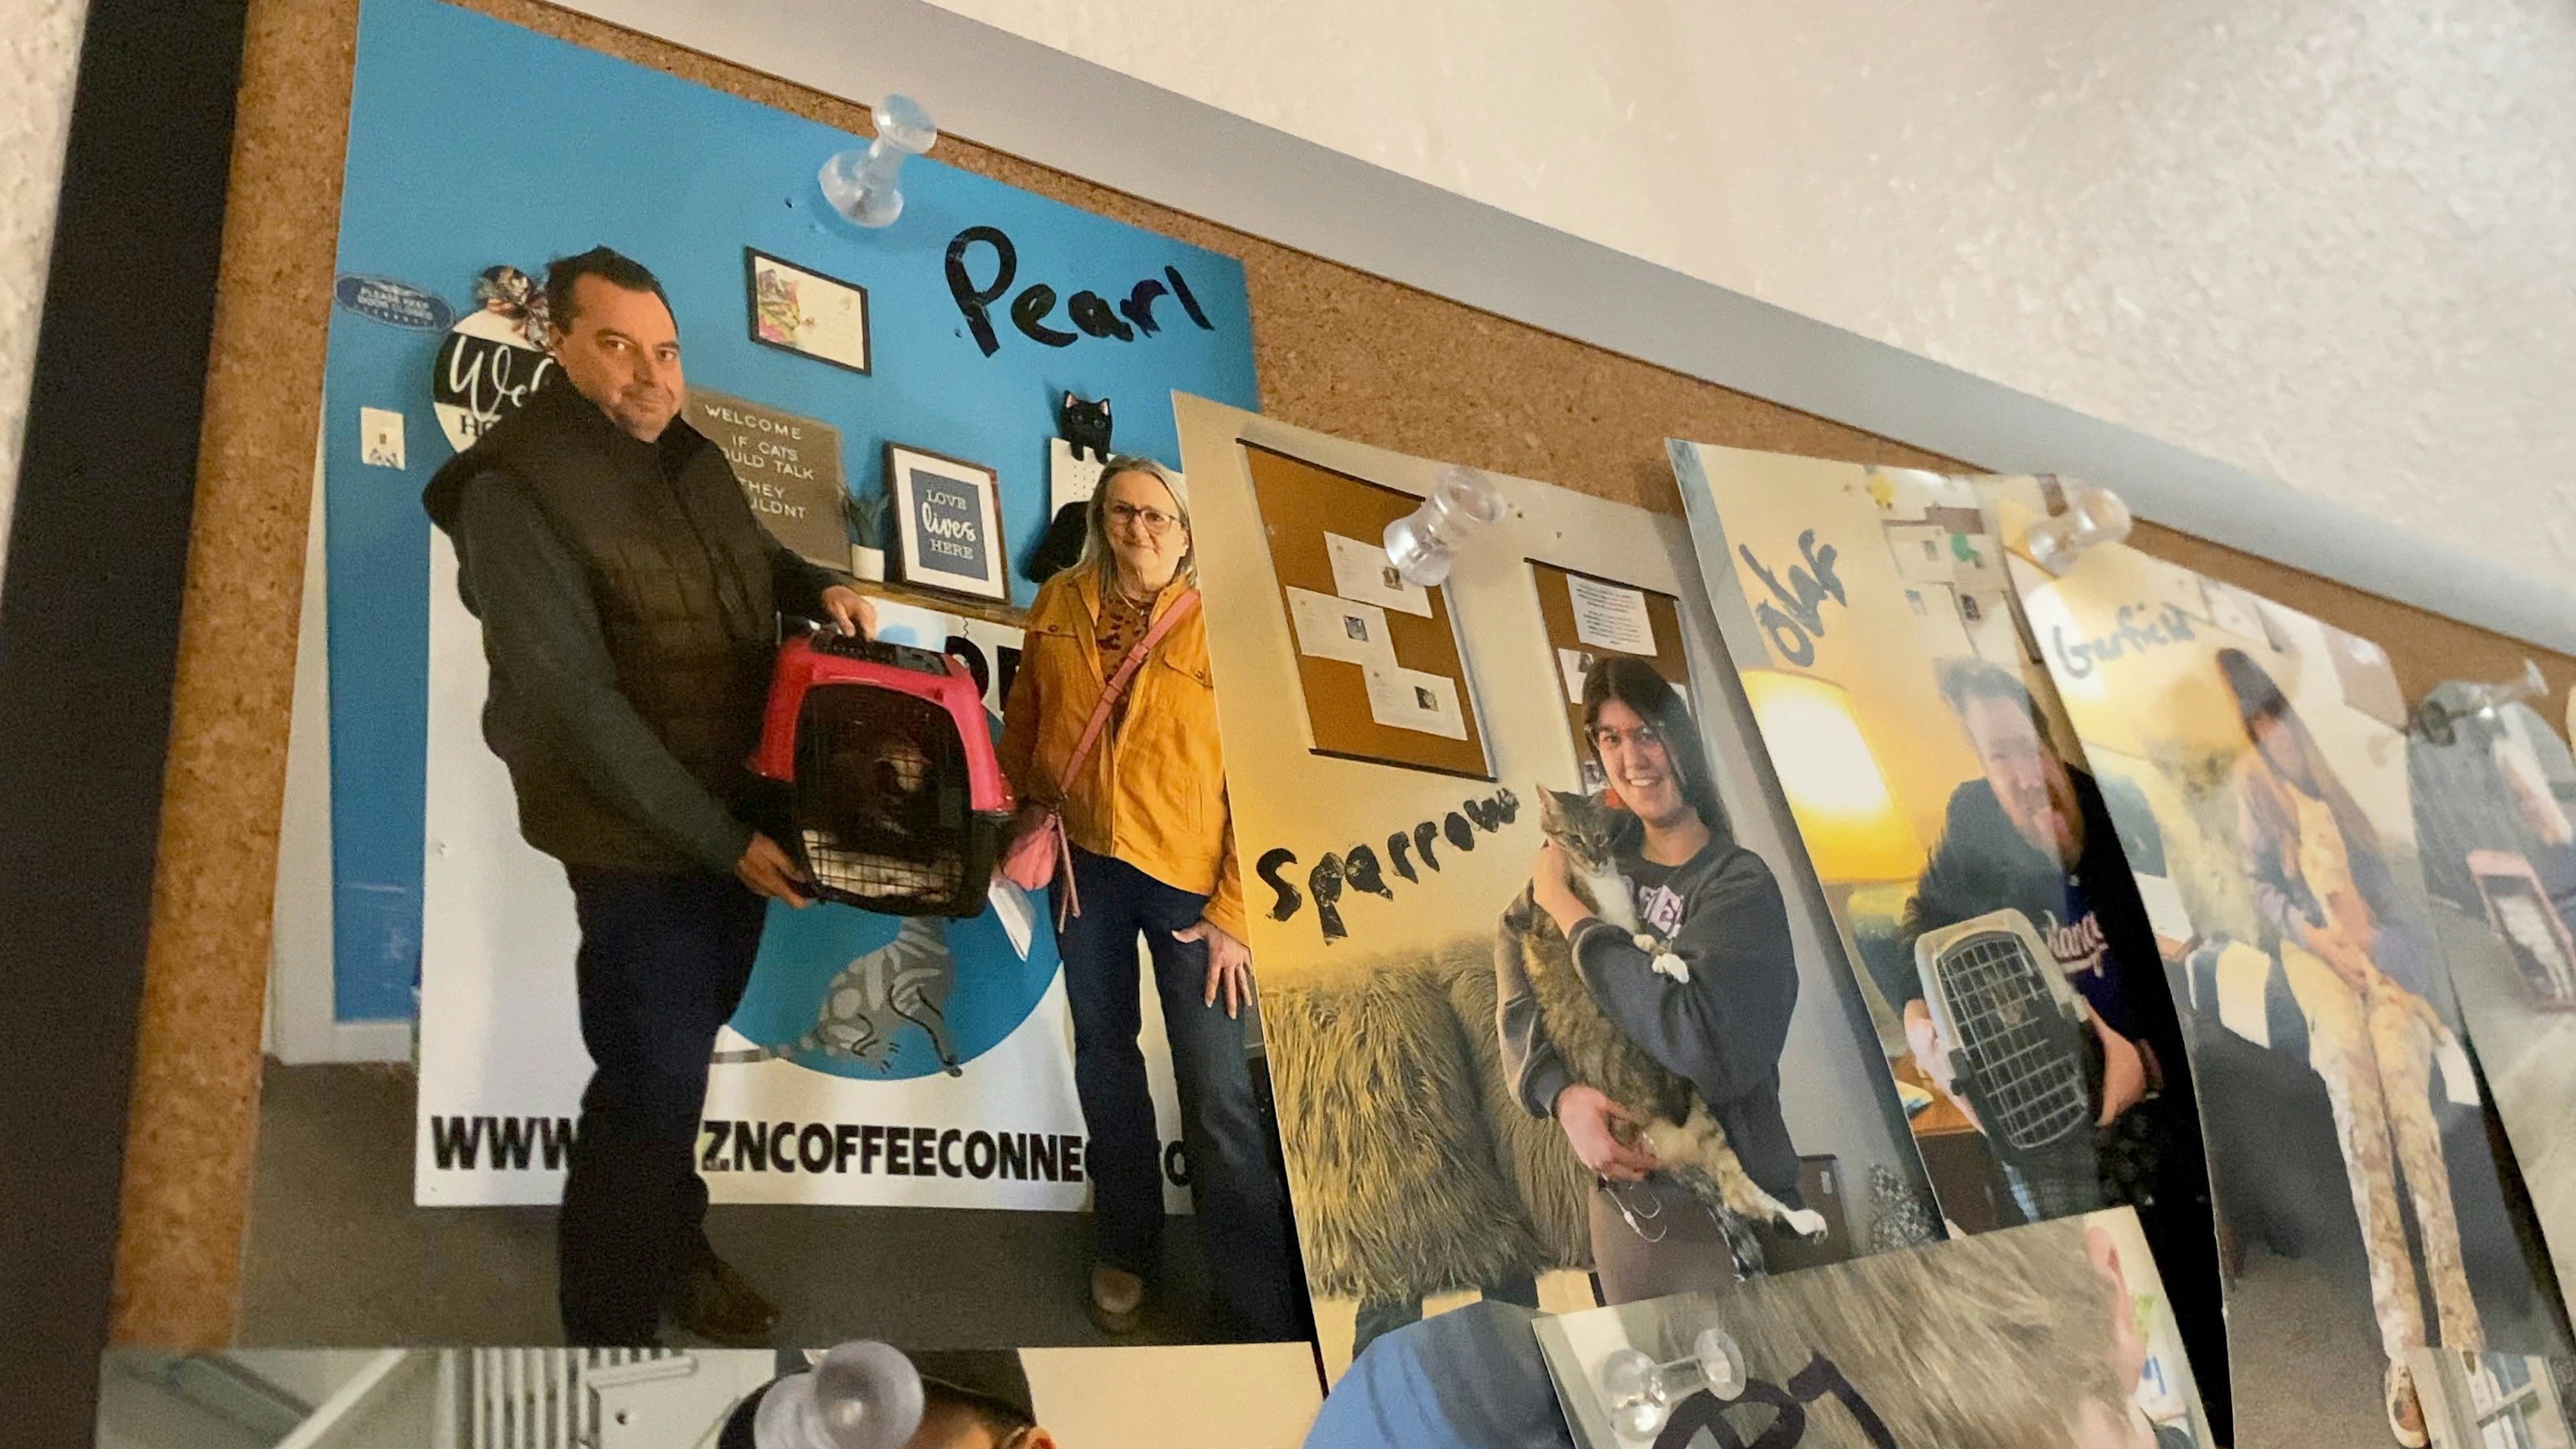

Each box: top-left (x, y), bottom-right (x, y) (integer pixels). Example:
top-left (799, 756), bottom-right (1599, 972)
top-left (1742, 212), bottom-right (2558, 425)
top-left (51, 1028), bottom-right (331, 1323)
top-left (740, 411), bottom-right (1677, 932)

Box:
top-left (744, 247), bottom-right (871, 374)
top-left (885, 443), bottom-right (1008, 602)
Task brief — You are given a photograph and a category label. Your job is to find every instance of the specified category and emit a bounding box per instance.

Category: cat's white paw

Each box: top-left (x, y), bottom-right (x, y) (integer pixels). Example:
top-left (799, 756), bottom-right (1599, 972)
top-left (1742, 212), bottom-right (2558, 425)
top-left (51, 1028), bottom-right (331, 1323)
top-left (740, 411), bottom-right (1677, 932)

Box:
top-left (1782, 1206), bottom-right (1829, 1241)
top-left (1650, 952), bottom-right (1688, 983)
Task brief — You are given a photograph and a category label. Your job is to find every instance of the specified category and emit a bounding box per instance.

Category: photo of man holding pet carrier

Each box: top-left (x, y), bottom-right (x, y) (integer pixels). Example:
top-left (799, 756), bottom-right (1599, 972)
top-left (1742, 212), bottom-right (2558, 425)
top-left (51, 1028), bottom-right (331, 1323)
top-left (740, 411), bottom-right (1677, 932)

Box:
top-left (997, 456), bottom-right (1302, 1341)
top-left (1894, 658), bottom-right (2224, 1414)
top-left (423, 246), bottom-right (874, 1346)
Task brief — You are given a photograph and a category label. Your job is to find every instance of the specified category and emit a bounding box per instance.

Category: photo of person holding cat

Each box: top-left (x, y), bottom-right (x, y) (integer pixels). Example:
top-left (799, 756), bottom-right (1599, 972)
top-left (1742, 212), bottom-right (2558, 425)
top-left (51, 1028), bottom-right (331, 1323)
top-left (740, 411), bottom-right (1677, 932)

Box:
top-left (1500, 656), bottom-right (1817, 1303)
top-left (1177, 404), bottom-right (1925, 1379)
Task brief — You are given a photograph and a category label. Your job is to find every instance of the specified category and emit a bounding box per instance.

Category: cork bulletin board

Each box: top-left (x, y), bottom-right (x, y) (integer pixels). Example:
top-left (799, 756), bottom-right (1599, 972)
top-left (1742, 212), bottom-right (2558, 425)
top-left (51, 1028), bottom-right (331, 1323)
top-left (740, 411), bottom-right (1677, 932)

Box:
top-left (109, 0), bottom-right (2576, 1348)
top-left (1527, 561), bottom-right (1691, 773)
top-left (1239, 442), bottom-right (1489, 778)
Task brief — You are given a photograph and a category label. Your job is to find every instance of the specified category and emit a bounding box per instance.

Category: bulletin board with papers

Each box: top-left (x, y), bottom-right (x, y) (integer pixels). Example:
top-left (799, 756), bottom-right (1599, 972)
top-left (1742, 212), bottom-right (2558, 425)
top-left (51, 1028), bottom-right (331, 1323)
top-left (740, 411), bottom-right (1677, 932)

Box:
top-left (1528, 561), bottom-right (1691, 782)
top-left (1240, 442), bottom-right (1491, 778)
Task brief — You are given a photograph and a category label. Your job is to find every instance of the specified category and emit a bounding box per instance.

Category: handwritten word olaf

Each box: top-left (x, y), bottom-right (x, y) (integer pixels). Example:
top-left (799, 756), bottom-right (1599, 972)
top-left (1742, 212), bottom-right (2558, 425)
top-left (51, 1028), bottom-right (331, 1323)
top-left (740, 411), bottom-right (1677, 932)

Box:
top-left (1737, 530), bottom-right (1846, 667)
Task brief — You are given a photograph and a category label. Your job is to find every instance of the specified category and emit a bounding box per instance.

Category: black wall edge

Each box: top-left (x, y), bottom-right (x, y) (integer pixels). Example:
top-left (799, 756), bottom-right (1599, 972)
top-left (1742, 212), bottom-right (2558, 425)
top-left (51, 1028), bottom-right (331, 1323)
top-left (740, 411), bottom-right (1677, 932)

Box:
top-left (0, 1), bottom-right (251, 1443)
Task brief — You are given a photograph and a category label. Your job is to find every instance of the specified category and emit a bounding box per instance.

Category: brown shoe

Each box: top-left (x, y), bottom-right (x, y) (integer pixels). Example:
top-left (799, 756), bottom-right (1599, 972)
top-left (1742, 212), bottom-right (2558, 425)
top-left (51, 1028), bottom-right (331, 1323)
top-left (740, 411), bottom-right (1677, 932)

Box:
top-left (666, 1254), bottom-right (780, 1348)
top-left (1086, 1265), bottom-right (1146, 1336)
top-left (2386, 1361), bottom-right (2428, 1448)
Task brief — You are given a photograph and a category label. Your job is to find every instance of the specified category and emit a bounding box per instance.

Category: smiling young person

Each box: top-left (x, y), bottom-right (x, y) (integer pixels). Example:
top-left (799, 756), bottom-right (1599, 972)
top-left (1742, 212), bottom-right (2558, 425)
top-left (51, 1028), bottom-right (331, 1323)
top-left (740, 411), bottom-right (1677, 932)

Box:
top-left (1500, 655), bottom-right (1807, 1301)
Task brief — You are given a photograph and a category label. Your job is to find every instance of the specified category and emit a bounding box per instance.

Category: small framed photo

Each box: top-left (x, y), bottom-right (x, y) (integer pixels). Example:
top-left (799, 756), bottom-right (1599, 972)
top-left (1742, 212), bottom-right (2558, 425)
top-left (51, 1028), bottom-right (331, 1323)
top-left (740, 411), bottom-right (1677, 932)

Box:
top-left (745, 248), bottom-right (871, 374)
top-left (885, 443), bottom-right (1008, 602)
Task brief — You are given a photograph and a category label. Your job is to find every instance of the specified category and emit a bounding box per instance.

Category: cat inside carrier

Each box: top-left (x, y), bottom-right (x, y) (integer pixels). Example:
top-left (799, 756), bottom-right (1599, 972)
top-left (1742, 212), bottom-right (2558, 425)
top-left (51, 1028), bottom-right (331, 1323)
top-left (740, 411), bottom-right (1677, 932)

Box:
top-left (751, 630), bottom-right (1014, 917)
top-left (1913, 908), bottom-right (2104, 1220)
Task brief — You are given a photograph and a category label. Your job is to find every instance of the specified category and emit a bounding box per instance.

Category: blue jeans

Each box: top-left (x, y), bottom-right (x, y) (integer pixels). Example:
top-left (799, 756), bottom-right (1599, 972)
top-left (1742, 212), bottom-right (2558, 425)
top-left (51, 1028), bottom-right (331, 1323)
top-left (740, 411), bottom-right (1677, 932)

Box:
top-left (1055, 847), bottom-right (1299, 1337)
top-left (557, 867), bottom-right (767, 1343)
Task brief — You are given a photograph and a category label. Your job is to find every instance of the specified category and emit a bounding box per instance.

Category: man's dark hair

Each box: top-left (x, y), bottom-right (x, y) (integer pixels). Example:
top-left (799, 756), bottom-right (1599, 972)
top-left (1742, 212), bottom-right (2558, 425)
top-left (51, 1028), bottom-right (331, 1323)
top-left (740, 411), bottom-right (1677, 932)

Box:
top-left (1937, 657), bottom-right (2054, 742)
top-left (543, 246), bottom-right (672, 332)
top-left (926, 1381), bottom-right (1037, 1440)
top-left (1581, 655), bottom-right (1729, 839)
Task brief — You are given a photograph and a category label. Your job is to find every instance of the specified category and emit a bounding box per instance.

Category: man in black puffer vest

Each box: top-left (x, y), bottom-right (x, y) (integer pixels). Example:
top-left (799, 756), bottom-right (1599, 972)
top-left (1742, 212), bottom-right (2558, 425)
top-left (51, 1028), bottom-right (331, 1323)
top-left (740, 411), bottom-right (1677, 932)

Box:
top-left (424, 248), bottom-right (874, 1346)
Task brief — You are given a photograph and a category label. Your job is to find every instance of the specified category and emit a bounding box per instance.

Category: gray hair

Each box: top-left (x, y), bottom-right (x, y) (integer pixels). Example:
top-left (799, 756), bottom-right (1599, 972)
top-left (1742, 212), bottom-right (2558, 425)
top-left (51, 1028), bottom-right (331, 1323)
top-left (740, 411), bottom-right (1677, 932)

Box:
top-left (1077, 455), bottom-right (1197, 593)
top-left (1661, 1216), bottom-right (2129, 1448)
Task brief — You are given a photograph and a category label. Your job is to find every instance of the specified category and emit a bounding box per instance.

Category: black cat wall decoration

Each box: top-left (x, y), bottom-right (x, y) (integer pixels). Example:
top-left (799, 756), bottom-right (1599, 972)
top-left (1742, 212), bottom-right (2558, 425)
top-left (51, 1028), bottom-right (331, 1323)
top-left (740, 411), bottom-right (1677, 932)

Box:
top-left (1023, 393), bottom-right (1113, 584)
top-left (1061, 392), bottom-right (1112, 462)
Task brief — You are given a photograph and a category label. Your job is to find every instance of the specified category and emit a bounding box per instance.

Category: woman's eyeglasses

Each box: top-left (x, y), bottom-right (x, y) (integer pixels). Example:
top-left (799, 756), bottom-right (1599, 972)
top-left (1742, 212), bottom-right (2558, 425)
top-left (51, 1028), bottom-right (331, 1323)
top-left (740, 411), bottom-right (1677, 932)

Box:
top-left (1108, 501), bottom-right (1179, 535)
top-left (1589, 723), bottom-right (1665, 754)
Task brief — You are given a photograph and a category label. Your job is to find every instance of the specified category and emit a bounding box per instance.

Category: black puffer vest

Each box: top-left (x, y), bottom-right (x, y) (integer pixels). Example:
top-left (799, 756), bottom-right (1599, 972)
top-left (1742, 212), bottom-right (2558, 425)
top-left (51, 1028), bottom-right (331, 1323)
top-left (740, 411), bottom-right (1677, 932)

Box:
top-left (425, 375), bottom-right (778, 870)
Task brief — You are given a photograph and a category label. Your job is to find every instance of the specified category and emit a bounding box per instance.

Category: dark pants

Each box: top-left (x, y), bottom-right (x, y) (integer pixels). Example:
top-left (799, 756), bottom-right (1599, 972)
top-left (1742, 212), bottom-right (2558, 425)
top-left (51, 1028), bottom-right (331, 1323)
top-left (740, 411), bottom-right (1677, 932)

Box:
top-left (1056, 847), bottom-right (1299, 1337)
top-left (1588, 1176), bottom-right (1757, 1305)
top-left (557, 867), bottom-right (767, 1343)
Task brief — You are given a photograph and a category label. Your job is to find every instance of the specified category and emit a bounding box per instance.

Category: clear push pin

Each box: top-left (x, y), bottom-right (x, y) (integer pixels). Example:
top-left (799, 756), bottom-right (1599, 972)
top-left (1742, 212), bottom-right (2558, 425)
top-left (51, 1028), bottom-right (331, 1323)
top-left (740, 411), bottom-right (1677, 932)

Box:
top-left (819, 95), bottom-right (938, 228)
top-left (2460, 659), bottom-right (2548, 718)
top-left (1594, 1326), bottom-right (1746, 1442)
top-left (2412, 659), bottom-right (2548, 744)
top-left (2023, 480), bottom-right (2132, 576)
top-left (1383, 464), bottom-right (1508, 588)
top-left (752, 1340), bottom-right (925, 1449)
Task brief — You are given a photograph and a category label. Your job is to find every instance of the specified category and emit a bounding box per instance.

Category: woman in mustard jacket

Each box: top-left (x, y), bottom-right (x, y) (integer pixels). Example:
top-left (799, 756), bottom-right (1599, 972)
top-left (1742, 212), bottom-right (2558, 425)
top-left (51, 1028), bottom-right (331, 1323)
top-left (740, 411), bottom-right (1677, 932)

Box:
top-left (999, 457), bottom-right (1297, 1339)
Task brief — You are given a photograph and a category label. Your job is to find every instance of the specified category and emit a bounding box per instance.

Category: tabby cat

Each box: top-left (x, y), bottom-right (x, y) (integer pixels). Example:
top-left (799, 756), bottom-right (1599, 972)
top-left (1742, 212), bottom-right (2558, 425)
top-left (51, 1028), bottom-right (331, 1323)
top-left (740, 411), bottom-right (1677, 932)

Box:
top-left (1508, 786), bottom-right (1826, 1266)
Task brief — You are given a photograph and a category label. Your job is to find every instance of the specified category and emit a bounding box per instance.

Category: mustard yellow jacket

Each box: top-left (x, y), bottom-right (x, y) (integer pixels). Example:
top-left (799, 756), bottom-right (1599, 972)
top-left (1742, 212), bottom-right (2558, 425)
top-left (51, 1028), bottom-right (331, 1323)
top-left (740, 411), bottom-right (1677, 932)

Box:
top-left (999, 569), bottom-right (1245, 939)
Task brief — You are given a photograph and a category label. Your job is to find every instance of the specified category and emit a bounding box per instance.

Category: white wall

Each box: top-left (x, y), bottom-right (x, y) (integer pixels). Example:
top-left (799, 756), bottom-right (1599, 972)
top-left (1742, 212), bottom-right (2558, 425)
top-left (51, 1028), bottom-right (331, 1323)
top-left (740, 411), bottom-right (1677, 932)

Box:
top-left (7, 1), bottom-right (2571, 594)
top-left (0, 0), bottom-right (87, 592)
top-left (928, 0), bottom-right (2576, 584)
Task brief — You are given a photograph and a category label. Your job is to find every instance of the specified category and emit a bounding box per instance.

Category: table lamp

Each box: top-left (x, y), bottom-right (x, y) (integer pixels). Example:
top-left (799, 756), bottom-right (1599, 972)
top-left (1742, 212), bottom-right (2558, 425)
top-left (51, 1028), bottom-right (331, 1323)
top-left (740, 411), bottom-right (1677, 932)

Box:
top-left (1739, 670), bottom-right (1924, 884)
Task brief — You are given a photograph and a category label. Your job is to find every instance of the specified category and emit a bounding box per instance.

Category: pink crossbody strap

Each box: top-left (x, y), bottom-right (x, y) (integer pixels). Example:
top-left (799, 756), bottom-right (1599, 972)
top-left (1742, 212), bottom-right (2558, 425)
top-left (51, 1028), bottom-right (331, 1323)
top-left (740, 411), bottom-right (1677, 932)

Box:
top-left (1060, 586), bottom-right (1200, 790)
top-left (1024, 587), bottom-right (1199, 928)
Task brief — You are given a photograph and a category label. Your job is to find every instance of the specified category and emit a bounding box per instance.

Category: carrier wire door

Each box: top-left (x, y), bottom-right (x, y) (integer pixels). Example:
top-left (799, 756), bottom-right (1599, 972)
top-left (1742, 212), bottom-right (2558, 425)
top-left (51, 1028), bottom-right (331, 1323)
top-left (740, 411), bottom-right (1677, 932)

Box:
top-left (1913, 909), bottom-right (2104, 1219)
top-left (751, 631), bottom-right (1014, 918)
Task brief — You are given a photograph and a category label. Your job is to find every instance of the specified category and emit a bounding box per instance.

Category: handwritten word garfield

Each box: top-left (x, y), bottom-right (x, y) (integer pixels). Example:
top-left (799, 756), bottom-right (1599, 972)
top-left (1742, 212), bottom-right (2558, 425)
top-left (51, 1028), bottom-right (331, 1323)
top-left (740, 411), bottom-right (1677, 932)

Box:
top-left (2044, 601), bottom-right (2197, 680)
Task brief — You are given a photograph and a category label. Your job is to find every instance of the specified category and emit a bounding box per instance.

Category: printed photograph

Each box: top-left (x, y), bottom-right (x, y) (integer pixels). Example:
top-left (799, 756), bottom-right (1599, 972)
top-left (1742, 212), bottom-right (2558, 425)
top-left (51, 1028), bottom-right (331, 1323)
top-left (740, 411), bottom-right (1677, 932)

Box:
top-left (258, 0), bottom-right (1274, 1350)
top-left (1669, 444), bottom-right (2227, 1426)
top-left (95, 1341), bottom-right (1322, 1449)
top-left (1534, 1209), bottom-right (2212, 1449)
top-left (1175, 400), bottom-right (1930, 1378)
top-left (2409, 1348), bottom-right (2576, 1449)
top-left (2408, 676), bottom-right (2576, 1291)
top-left (746, 248), bottom-right (871, 374)
top-left (2000, 504), bottom-right (2572, 1448)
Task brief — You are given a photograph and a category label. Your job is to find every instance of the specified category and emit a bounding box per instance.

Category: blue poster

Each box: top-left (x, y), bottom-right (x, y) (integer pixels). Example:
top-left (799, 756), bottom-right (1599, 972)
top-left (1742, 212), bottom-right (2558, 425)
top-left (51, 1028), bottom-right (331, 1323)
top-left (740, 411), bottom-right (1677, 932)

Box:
top-left (319, 0), bottom-right (1259, 1024)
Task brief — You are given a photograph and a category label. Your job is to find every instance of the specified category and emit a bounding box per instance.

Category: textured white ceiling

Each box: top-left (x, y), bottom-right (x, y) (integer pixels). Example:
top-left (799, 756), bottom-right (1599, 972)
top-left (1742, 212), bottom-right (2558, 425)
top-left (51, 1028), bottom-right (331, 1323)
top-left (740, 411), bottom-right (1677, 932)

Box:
top-left (927, 0), bottom-right (2576, 583)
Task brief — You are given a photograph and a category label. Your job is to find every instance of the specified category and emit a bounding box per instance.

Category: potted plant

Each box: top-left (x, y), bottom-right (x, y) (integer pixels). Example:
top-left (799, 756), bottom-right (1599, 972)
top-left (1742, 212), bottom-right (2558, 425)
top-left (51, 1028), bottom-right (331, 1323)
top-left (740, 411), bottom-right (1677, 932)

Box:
top-left (843, 486), bottom-right (889, 582)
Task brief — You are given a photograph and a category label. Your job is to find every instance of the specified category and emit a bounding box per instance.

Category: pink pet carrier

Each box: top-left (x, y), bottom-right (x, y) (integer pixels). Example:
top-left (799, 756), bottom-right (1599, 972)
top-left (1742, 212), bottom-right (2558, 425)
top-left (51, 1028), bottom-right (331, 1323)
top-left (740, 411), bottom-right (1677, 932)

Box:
top-left (750, 630), bottom-right (1014, 917)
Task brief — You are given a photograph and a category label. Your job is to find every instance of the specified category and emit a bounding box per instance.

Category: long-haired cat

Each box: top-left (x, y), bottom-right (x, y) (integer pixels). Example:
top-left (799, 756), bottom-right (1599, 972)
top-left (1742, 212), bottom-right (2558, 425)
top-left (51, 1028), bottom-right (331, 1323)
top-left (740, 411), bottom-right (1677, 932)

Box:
top-left (1507, 786), bottom-right (1826, 1268)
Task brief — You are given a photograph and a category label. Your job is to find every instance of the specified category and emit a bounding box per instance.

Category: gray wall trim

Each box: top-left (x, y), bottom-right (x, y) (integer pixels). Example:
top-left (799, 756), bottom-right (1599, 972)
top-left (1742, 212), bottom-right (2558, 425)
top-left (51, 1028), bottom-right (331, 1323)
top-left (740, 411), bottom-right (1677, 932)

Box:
top-left (559, 0), bottom-right (2576, 655)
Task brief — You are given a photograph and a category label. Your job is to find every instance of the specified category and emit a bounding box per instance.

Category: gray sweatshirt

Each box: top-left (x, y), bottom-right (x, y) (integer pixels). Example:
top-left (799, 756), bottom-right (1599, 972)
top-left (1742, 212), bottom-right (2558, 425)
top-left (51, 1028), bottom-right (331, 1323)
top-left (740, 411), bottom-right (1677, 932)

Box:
top-left (1497, 836), bottom-right (1805, 1203)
